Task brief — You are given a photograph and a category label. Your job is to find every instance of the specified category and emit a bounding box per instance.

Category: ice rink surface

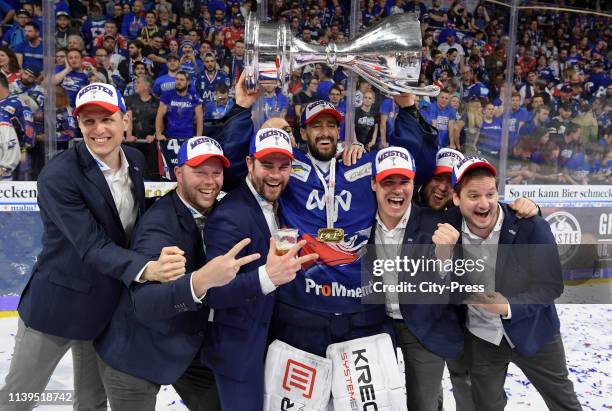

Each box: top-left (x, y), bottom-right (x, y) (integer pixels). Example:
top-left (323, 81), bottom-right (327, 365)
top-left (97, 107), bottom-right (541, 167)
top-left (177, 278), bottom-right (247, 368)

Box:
top-left (0, 304), bottom-right (609, 410)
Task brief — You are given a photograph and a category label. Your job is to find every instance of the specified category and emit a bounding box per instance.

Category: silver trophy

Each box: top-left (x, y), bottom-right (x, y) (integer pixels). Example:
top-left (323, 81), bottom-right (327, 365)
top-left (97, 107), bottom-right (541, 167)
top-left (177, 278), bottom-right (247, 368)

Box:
top-left (244, 13), bottom-right (439, 97)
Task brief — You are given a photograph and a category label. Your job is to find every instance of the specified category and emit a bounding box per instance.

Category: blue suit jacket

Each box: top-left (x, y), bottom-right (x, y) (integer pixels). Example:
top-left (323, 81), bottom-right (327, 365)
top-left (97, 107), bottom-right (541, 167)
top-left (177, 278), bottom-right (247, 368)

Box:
top-left (94, 191), bottom-right (210, 385)
top-left (18, 142), bottom-right (149, 340)
top-left (445, 203), bottom-right (563, 357)
top-left (368, 203), bottom-right (464, 359)
top-left (200, 180), bottom-right (275, 382)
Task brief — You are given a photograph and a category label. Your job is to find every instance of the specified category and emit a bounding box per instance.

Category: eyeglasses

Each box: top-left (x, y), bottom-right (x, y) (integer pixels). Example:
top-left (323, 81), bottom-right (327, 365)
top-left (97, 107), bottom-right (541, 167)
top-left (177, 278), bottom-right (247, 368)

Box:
top-left (282, 126), bottom-right (293, 135)
top-left (95, 54), bottom-right (108, 57)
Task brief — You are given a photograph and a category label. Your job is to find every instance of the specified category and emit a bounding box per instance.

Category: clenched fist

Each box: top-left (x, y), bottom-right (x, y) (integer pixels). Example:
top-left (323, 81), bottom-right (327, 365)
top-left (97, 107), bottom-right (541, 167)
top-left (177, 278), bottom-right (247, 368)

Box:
top-left (432, 223), bottom-right (459, 261)
top-left (142, 246), bottom-right (186, 282)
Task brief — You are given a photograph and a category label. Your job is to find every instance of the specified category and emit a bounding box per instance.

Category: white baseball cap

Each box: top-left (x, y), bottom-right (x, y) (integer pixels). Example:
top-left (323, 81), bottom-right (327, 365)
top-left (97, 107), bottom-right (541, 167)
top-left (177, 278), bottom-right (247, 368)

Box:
top-left (434, 148), bottom-right (464, 175)
top-left (451, 156), bottom-right (497, 188)
top-left (73, 83), bottom-right (126, 117)
top-left (250, 128), bottom-right (294, 159)
top-left (301, 100), bottom-right (343, 126)
top-left (374, 146), bottom-right (416, 182)
top-left (177, 136), bottom-right (230, 168)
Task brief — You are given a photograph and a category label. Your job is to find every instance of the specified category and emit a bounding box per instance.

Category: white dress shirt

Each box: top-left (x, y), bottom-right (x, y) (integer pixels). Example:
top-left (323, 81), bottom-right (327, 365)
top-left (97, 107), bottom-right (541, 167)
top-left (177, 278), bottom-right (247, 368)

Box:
top-left (86, 145), bottom-right (138, 237)
top-left (87, 146), bottom-right (156, 285)
top-left (374, 206), bottom-right (412, 320)
top-left (462, 204), bottom-right (513, 347)
top-left (246, 177), bottom-right (279, 295)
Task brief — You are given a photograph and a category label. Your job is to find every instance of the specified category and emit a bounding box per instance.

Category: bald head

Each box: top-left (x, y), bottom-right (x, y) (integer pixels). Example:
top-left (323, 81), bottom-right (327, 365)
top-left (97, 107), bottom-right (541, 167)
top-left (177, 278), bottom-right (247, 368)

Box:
top-left (262, 117), bottom-right (290, 129)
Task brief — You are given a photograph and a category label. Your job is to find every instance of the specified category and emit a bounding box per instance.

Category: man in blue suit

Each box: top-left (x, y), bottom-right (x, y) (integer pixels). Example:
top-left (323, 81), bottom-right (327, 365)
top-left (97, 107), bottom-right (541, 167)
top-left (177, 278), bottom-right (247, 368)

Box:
top-left (201, 127), bottom-right (318, 410)
top-left (0, 83), bottom-right (186, 411)
top-left (445, 157), bottom-right (581, 411)
top-left (95, 136), bottom-right (261, 411)
top-left (367, 146), bottom-right (464, 411)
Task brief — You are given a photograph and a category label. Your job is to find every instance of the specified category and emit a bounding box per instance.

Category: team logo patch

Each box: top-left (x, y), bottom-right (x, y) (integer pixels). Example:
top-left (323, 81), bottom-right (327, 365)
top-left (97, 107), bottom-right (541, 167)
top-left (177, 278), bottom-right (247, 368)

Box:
top-left (290, 159), bottom-right (312, 182)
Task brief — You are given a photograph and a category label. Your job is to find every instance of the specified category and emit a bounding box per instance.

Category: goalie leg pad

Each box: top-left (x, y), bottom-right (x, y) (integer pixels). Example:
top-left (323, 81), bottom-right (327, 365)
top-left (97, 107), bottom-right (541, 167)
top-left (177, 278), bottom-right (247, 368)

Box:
top-left (264, 339), bottom-right (333, 411)
top-left (326, 333), bottom-right (408, 411)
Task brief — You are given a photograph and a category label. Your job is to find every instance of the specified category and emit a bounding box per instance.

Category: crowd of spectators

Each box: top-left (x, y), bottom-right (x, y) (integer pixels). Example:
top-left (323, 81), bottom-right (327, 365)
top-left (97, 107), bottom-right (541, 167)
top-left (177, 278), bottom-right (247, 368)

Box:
top-left (0, 0), bottom-right (610, 184)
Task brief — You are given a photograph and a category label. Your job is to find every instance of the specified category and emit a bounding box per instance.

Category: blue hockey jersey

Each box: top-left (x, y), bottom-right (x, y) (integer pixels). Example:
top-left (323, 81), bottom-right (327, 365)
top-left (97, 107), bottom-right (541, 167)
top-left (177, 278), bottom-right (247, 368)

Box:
top-left (197, 70), bottom-right (230, 104)
top-left (277, 108), bottom-right (437, 313)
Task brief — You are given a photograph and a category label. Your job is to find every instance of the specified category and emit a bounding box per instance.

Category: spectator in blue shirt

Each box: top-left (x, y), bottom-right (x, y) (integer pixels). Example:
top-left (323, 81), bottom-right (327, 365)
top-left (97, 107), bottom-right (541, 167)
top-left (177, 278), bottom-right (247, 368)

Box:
top-left (152, 53), bottom-right (196, 96)
top-left (315, 63), bottom-right (334, 101)
top-left (52, 49), bottom-right (89, 108)
top-left (178, 40), bottom-right (202, 78)
top-left (156, 71), bottom-right (203, 140)
top-left (504, 92), bottom-right (530, 148)
top-left (2, 8), bottom-right (29, 48)
top-left (427, 88), bottom-right (457, 148)
top-left (477, 102), bottom-right (503, 162)
top-left (197, 52), bottom-right (230, 104)
top-left (204, 83), bottom-right (234, 121)
top-left (461, 67), bottom-right (489, 101)
top-left (155, 71), bottom-right (203, 179)
top-left (81, 3), bottom-right (107, 49)
top-left (262, 84), bottom-right (289, 121)
top-left (14, 22), bottom-right (43, 75)
top-left (121, 0), bottom-right (146, 40)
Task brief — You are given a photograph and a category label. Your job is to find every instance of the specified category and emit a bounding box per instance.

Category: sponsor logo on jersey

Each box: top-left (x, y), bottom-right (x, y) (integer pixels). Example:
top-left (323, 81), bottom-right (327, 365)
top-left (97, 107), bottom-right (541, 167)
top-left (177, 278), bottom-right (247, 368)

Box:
top-left (305, 278), bottom-right (374, 298)
top-left (344, 163), bottom-right (372, 182)
top-left (306, 189), bottom-right (352, 223)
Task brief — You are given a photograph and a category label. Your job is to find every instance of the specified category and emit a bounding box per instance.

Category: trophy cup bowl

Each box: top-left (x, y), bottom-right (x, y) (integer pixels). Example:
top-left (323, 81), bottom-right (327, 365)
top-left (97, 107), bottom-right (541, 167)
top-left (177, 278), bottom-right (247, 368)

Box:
top-left (244, 12), bottom-right (439, 97)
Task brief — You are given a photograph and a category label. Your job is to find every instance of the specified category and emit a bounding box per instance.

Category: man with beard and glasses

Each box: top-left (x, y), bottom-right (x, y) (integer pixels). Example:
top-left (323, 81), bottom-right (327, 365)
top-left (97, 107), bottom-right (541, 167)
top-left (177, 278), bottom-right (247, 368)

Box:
top-left (265, 96), bottom-right (437, 360)
top-left (197, 52), bottom-right (230, 104)
top-left (155, 70), bottom-right (203, 180)
top-left (201, 128), bottom-right (318, 410)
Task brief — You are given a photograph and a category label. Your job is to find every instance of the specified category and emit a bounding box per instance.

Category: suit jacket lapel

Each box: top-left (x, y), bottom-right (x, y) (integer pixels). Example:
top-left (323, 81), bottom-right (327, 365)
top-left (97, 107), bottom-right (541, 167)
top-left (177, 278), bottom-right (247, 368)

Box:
top-left (77, 142), bottom-right (123, 229)
top-left (401, 203), bottom-right (420, 246)
top-left (172, 191), bottom-right (204, 257)
top-left (496, 203), bottom-right (518, 290)
top-left (125, 149), bottom-right (146, 215)
top-left (241, 181), bottom-right (272, 240)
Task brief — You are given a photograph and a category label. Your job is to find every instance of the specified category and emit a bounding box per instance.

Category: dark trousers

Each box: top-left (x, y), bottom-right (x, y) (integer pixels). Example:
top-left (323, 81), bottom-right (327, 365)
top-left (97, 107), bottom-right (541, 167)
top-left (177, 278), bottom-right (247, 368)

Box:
top-left (445, 354), bottom-right (476, 411)
top-left (392, 320), bottom-right (445, 411)
top-left (173, 359), bottom-right (221, 411)
top-left (214, 372), bottom-right (264, 411)
top-left (99, 357), bottom-right (220, 411)
top-left (464, 331), bottom-right (581, 411)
